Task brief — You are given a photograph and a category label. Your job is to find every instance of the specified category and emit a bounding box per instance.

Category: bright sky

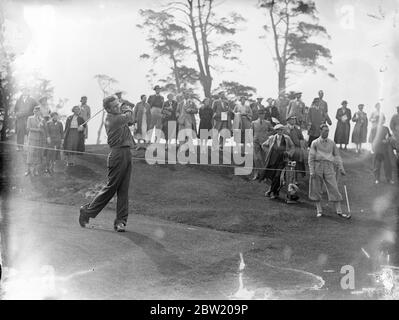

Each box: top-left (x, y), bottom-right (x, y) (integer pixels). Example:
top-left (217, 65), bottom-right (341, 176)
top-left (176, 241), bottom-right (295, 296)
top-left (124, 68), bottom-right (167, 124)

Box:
top-left (3, 0), bottom-right (399, 144)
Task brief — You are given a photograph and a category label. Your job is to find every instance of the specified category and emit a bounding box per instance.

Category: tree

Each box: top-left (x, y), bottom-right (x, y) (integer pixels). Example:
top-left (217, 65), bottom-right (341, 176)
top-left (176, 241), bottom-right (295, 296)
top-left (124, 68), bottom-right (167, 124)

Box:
top-left (0, 6), bottom-right (17, 141)
top-left (167, 0), bottom-right (245, 97)
top-left (213, 81), bottom-right (257, 100)
top-left (259, 0), bottom-right (334, 94)
top-left (93, 74), bottom-right (118, 144)
top-left (137, 9), bottom-right (199, 94)
top-left (30, 77), bottom-right (54, 103)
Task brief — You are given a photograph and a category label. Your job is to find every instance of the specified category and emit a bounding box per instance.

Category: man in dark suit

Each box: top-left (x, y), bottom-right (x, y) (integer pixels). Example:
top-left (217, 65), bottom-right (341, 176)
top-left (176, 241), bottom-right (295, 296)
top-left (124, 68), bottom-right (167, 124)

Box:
top-left (14, 88), bottom-right (38, 151)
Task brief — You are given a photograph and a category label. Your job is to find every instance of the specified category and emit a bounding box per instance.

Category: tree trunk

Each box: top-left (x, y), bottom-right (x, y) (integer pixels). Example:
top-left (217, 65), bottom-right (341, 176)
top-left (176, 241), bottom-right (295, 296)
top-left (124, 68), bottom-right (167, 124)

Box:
top-left (278, 62), bottom-right (286, 95)
top-left (202, 75), bottom-right (212, 98)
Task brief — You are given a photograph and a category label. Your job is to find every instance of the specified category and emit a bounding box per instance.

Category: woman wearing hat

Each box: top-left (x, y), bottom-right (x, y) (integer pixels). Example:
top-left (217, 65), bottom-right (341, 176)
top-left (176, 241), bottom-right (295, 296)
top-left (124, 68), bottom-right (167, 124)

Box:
top-left (259, 124), bottom-right (294, 199)
top-left (176, 92), bottom-right (198, 143)
top-left (250, 108), bottom-right (273, 180)
top-left (334, 100), bottom-right (352, 150)
top-left (63, 106), bottom-right (86, 166)
top-left (233, 96), bottom-right (253, 145)
top-left (79, 96), bottom-right (91, 140)
top-left (25, 106), bottom-right (47, 176)
top-left (351, 104), bottom-right (368, 153)
top-left (133, 94), bottom-right (151, 144)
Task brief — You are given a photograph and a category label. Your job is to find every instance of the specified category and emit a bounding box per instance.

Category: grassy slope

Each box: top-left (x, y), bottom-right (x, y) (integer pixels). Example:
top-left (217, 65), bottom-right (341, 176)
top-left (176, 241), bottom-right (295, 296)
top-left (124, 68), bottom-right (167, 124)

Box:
top-left (7, 144), bottom-right (399, 297)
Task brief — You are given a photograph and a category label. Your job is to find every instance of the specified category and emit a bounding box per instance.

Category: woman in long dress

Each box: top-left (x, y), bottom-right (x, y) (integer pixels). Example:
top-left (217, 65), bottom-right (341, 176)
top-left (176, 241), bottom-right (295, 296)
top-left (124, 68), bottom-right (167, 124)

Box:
top-left (334, 100), bottom-right (352, 150)
top-left (176, 93), bottom-right (198, 144)
top-left (133, 94), bottom-right (151, 144)
top-left (351, 104), bottom-right (368, 153)
top-left (25, 106), bottom-right (47, 176)
top-left (233, 96), bottom-right (253, 146)
top-left (63, 106), bottom-right (86, 166)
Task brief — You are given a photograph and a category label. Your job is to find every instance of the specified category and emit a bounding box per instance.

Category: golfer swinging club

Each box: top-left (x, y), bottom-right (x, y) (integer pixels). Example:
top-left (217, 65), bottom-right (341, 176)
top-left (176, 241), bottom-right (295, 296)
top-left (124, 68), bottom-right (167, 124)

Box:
top-left (79, 95), bottom-right (134, 232)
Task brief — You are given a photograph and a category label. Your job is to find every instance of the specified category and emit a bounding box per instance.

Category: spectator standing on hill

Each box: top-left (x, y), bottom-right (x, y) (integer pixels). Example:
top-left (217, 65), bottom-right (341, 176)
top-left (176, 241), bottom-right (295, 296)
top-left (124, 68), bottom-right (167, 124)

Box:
top-left (334, 100), bottom-right (351, 150)
top-left (198, 97), bottom-right (214, 152)
top-left (63, 106), bottom-right (86, 166)
top-left (274, 93), bottom-right (290, 125)
top-left (212, 91), bottom-right (232, 149)
top-left (148, 85), bottom-right (164, 132)
top-left (233, 96), bottom-right (253, 146)
top-left (307, 97), bottom-right (332, 147)
top-left (133, 94), bottom-right (151, 144)
top-left (45, 111), bottom-right (63, 175)
top-left (25, 106), bottom-right (46, 176)
top-left (286, 92), bottom-right (305, 128)
top-left (285, 115), bottom-right (306, 183)
top-left (369, 102), bottom-right (386, 150)
top-left (351, 104), bottom-right (368, 154)
top-left (14, 88), bottom-right (38, 151)
top-left (250, 97), bottom-right (265, 122)
top-left (79, 96), bottom-right (91, 140)
top-left (250, 108), bottom-right (273, 180)
top-left (265, 98), bottom-right (280, 125)
top-left (369, 120), bottom-right (395, 185)
top-left (161, 93), bottom-right (178, 147)
top-left (258, 124), bottom-right (294, 200)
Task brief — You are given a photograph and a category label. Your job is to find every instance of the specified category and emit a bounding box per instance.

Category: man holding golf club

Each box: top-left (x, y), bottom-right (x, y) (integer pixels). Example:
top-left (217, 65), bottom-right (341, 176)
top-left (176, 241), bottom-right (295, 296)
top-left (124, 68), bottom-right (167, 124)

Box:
top-left (308, 123), bottom-right (350, 219)
top-left (79, 95), bottom-right (134, 232)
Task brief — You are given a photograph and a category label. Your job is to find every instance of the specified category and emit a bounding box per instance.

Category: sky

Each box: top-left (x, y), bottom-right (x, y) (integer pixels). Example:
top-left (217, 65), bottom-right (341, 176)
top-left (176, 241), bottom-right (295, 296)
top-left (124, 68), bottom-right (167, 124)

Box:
top-left (2, 0), bottom-right (399, 144)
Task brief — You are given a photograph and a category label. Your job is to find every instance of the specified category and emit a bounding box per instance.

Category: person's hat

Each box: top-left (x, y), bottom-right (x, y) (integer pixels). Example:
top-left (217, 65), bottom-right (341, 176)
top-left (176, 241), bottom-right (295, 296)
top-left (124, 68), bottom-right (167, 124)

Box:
top-left (274, 124), bottom-right (285, 130)
top-left (153, 85), bottom-right (161, 90)
top-left (266, 97), bottom-right (274, 102)
top-left (296, 91), bottom-right (302, 95)
top-left (358, 104), bottom-right (365, 108)
top-left (38, 96), bottom-right (47, 103)
top-left (287, 115), bottom-right (297, 120)
top-left (341, 100), bottom-right (348, 105)
top-left (72, 105), bottom-right (81, 113)
top-left (115, 90), bottom-right (124, 96)
top-left (257, 97), bottom-right (263, 101)
top-left (80, 96), bottom-right (87, 102)
top-left (33, 106), bottom-right (41, 111)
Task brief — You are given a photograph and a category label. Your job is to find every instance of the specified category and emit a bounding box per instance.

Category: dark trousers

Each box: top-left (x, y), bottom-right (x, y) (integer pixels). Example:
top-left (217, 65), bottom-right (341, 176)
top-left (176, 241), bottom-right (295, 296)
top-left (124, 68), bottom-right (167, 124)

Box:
top-left (85, 147), bottom-right (132, 225)
top-left (269, 163), bottom-right (285, 195)
top-left (373, 152), bottom-right (392, 181)
top-left (16, 117), bottom-right (27, 145)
